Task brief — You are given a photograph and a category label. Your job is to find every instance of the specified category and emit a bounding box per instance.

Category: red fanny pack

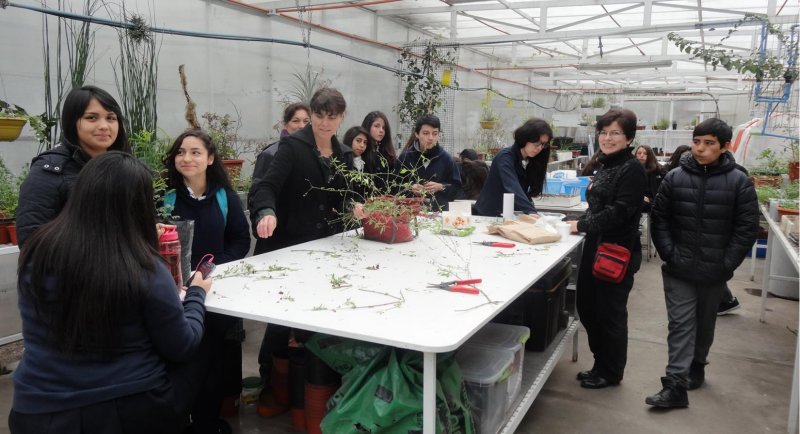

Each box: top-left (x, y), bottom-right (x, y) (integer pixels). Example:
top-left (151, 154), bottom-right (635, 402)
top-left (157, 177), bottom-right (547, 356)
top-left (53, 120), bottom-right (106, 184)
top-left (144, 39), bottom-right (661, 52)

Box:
top-left (592, 242), bottom-right (631, 283)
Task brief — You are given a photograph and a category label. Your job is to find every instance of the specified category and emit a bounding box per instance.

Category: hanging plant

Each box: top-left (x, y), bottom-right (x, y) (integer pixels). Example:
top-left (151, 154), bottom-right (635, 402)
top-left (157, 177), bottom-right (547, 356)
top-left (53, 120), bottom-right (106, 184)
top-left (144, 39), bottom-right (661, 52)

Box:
top-left (395, 42), bottom-right (458, 128)
top-left (667, 15), bottom-right (798, 81)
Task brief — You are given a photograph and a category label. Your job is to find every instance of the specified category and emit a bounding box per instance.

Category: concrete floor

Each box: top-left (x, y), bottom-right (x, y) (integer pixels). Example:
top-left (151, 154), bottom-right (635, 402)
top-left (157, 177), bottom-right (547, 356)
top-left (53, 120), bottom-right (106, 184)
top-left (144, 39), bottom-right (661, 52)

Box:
top-left (0, 253), bottom-right (797, 433)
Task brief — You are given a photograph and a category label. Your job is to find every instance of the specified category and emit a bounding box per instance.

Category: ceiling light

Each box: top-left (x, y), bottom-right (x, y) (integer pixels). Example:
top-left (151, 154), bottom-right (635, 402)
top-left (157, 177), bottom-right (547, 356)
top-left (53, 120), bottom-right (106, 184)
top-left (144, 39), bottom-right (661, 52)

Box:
top-left (576, 61), bottom-right (673, 70)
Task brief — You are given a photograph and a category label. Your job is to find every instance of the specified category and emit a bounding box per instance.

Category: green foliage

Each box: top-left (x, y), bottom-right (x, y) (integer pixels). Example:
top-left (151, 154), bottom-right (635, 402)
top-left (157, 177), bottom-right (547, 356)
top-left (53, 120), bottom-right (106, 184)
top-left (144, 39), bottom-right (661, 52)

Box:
top-left (480, 90), bottom-right (497, 122)
top-left (667, 15), bottom-right (798, 81)
top-left (395, 42), bottom-right (457, 128)
top-left (0, 100), bottom-right (28, 119)
top-left (0, 158), bottom-right (27, 218)
top-left (282, 69), bottom-right (331, 106)
top-left (757, 181), bottom-right (800, 209)
top-left (130, 129), bottom-right (170, 172)
top-left (590, 97), bottom-right (606, 109)
top-left (113, 9), bottom-right (159, 135)
top-left (752, 148), bottom-right (789, 175)
top-left (202, 111), bottom-right (242, 160)
top-left (655, 118), bottom-right (670, 130)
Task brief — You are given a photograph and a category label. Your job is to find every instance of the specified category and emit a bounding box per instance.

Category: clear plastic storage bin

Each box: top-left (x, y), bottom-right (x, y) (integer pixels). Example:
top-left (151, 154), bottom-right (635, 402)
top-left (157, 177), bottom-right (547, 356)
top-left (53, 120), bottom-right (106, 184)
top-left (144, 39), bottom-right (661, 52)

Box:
top-left (466, 323), bottom-right (530, 407)
top-left (456, 344), bottom-right (515, 434)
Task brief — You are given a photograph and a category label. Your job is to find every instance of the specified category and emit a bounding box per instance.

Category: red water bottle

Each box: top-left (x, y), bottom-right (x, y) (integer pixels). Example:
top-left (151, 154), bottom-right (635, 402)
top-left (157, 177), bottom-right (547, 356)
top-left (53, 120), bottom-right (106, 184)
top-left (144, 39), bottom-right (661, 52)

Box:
top-left (159, 225), bottom-right (182, 289)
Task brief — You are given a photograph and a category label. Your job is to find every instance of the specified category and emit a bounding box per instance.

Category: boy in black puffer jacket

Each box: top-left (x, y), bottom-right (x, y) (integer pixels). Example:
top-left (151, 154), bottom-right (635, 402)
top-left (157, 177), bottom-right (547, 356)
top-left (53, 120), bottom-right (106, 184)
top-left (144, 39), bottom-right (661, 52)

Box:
top-left (646, 118), bottom-right (759, 409)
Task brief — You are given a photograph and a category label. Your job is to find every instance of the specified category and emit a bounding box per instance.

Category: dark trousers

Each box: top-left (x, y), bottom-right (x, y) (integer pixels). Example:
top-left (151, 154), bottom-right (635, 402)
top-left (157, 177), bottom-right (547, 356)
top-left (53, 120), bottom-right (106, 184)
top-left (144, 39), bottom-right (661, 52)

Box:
top-left (190, 312), bottom-right (242, 434)
top-left (576, 243), bottom-right (636, 383)
top-left (9, 331), bottom-right (215, 434)
top-left (258, 323), bottom-right (291, 383)
top-left (662, 271), bottom-right (725, 384)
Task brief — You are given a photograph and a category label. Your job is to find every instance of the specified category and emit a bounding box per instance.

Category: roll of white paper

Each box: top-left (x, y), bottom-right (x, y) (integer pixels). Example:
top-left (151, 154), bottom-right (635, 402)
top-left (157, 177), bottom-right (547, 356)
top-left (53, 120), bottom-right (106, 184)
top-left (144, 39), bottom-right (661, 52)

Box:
top-left (502, 193), bottom-right (514, 220)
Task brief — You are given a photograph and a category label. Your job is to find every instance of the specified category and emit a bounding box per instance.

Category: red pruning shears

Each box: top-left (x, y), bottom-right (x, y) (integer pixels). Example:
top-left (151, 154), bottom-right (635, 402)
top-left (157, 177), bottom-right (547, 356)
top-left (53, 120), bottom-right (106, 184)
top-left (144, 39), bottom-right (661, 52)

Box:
top-left (473, 241), bottom-right (516, 248)
top-left (427, 278), bottom-right (482, 294)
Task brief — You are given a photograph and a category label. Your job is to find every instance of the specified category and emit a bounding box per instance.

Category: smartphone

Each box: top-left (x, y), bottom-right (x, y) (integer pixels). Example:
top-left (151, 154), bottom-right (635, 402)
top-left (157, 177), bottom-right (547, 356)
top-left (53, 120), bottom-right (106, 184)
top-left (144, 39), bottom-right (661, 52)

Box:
top-left (186, 254), bottom-right (215, 286)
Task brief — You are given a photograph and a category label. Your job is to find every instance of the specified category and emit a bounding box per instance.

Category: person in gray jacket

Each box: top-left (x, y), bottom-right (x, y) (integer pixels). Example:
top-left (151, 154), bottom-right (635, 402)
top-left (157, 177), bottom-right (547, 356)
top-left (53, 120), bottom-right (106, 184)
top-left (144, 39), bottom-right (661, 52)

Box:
top-left (646, 118), bottom-right (759, 408)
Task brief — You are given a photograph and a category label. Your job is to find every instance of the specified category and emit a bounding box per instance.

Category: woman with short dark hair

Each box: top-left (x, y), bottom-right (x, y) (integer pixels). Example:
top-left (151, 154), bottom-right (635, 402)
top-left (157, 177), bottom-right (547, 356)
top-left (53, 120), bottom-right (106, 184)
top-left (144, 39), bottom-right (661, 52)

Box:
top-left (16, 85), bottom-right (131, 246)
top-left (11, 152), bottom-right (211, 434)
top-left (472, 118), bottom-right (552, 216)
top-left (567, 108), bottom-right (646, 389)
top-left (250, 88), bottom-right (353, 415)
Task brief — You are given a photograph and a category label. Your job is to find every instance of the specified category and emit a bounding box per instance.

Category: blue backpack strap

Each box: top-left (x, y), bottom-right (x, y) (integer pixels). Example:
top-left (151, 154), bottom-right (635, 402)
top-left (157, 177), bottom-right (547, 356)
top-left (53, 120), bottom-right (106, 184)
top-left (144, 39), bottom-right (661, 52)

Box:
top-left (164, 190), bottom-right (176, 217)
top-left (216, 189), bottom-right (228, 226)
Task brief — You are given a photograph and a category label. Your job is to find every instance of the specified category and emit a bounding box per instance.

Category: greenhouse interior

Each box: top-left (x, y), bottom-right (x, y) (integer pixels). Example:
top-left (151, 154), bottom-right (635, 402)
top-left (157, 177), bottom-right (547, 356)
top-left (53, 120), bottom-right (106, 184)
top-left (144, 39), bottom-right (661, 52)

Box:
top-left (0, 0), bottom-right (798, 433)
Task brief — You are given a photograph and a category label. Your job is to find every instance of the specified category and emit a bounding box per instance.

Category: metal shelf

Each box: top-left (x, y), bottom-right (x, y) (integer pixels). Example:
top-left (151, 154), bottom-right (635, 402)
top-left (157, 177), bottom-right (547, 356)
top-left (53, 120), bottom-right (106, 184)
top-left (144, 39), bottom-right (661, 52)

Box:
top-left (500, 319), bottom-right (580, 434)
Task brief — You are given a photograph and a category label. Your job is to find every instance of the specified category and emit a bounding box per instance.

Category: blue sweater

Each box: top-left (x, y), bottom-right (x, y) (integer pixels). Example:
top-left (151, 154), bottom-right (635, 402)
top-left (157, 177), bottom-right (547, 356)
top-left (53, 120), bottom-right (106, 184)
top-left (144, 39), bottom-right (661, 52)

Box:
top-left (171, 184), bottom-right (250, 268)
top-left (473, 146), bottom-right (537, 216)
top-left (396, 144), bottom-right (462, 211)
top-left (13, 261), bottom-right (207, 414)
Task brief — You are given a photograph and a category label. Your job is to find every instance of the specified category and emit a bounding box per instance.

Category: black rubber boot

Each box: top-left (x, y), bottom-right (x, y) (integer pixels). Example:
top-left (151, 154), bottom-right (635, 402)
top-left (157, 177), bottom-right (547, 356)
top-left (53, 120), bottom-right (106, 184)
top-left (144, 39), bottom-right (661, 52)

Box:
top-left (645, 376), bottom-right (688, 408)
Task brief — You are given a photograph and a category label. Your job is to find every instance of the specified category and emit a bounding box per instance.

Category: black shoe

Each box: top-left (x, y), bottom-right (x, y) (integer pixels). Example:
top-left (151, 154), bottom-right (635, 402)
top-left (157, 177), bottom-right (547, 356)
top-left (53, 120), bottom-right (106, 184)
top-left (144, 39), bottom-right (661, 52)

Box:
top-left (646, 377), bottom-right (688, 408)
top-left (717, 297), bottom-right (741, 316)
top-left (576, 369), bottom-right (595, 381)
top-left (688, 362), bottom-right (705, 390)
top-left (580, 373), bottom-right (619, 389)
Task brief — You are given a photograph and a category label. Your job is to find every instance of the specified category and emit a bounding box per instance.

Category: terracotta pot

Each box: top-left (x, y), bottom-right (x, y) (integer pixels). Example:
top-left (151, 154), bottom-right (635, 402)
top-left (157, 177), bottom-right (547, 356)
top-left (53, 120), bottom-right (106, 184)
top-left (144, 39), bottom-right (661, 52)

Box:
top-left (7, 225), bottom-right (16, 245)
top-left (362, 213), bottom-right (414, 244)
top-left (789, 161), bottom-right (799, 182)
top-left (750, 175), bottom-right (782, 188)
top-left (0, 118), bottom-right (27, 142)
top-left (777, 205), bottom-right (799, 222)
top-left (571, 150), bottom-right (581, 158)
top-left (222, 158), bottom-right (244, 179)
top-left (0, 222), bottom-right (10, 245)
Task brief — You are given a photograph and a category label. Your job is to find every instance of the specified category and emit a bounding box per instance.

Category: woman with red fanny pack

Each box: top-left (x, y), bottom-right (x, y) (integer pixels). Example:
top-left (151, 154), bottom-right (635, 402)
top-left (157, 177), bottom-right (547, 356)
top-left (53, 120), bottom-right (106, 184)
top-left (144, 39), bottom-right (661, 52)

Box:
top-left (566, 108), bottom-right (646, 389)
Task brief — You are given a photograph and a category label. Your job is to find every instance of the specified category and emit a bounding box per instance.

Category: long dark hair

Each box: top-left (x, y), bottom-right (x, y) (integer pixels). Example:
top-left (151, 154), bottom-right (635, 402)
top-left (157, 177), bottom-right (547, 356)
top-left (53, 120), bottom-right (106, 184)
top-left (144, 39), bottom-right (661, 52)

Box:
top-left (666, 145), bottom-right (691, 172)
top-left (361, 111), bottom-right (396, 165)
top-left (513, 118), bottom-right (552, 197)
top-left (18, 152), bottom-right (159, 355)
top-left (61, 85), bottom-right (130, 154)
top-left (163, 129), bottom-right (232, 191)
top-left (635, 144), bottom-right (661, 174)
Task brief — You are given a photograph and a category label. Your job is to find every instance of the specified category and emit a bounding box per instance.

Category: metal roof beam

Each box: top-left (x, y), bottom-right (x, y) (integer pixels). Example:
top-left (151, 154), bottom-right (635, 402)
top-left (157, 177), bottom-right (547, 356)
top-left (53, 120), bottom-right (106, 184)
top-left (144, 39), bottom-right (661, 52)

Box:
top-left (377, 0), bottom-right (687, 16)
top-left (447, 16), bottom-right (798, 45)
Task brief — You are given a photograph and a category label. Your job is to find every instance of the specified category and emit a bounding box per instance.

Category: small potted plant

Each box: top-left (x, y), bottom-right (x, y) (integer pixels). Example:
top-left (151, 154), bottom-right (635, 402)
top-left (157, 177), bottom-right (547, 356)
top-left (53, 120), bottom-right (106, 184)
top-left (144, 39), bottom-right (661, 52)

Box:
top-left (0, 100), bottom-right (29, 142)
top-left (202, 111), bottom-right (254, 180)
top-left (787, 140), bottom-right (799, 182)
top-left (479, 90), bottom-right (497, 130)
top-left (750, 148), bottom-right (787, 187)
top-left (0, 158), bottom-right (24, 244)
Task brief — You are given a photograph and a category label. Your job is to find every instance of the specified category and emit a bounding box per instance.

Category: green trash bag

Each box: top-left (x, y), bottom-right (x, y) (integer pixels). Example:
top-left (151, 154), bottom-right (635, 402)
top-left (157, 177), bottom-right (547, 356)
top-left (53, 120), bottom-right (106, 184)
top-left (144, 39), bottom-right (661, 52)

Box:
top-left (307, 335), bottom-right (474, 434)
top-left (305, 334), bottom-right (388, 376)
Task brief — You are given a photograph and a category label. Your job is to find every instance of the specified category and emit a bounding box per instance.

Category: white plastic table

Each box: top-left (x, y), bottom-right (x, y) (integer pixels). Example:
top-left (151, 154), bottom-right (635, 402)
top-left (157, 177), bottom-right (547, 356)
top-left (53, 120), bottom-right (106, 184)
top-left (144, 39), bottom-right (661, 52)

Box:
top-left (205, 218), bottom-right (584, 433)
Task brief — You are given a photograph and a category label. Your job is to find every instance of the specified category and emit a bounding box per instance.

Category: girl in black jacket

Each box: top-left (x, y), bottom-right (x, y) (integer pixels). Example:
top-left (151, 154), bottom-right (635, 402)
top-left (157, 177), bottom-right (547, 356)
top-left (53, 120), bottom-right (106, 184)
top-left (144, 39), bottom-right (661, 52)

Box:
top-left (16, 85), bottom-right (131, 246)
top-left (567, 108), bottom-right (646, 389)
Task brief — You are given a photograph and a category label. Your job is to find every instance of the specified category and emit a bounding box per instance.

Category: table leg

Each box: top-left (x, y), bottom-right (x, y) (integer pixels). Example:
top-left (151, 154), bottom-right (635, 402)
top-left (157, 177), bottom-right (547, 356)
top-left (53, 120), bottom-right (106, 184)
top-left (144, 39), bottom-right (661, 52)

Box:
top-left (750, 243), bottom-right (757, 281)
top-left (789, 334), bottom-right (799, 434)
top-left (423, 351), bottom-right (436, 434)
top-left (759, 226), bottom-right (774, 323)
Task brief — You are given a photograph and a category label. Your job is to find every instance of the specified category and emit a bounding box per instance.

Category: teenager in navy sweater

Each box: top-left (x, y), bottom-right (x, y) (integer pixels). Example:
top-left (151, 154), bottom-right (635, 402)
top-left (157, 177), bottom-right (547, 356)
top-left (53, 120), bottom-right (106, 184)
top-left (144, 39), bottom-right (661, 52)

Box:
top-left (473, 118), bottom-right (552, 216)
top-left (396, 114), bottom-right (462, 211)
top-left (11, 152), bottom-right (212, 434)
top-left (163, 129), bottom-right (250, 433)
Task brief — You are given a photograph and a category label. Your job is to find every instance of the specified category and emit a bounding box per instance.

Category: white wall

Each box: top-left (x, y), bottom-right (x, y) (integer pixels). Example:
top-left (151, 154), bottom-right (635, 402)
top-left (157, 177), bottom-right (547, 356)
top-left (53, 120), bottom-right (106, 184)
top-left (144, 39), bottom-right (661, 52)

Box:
top-left (0, 0), bottom-right (758, 176)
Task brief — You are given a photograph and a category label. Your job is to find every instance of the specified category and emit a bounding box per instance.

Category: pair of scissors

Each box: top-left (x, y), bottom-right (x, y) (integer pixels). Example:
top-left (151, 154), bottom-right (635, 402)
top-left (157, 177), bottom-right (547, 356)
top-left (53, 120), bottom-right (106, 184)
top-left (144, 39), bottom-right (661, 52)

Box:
top-left (427, 278), bottom-right (482, 294)
top-left (473, 241), bottom-right (516, 248)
